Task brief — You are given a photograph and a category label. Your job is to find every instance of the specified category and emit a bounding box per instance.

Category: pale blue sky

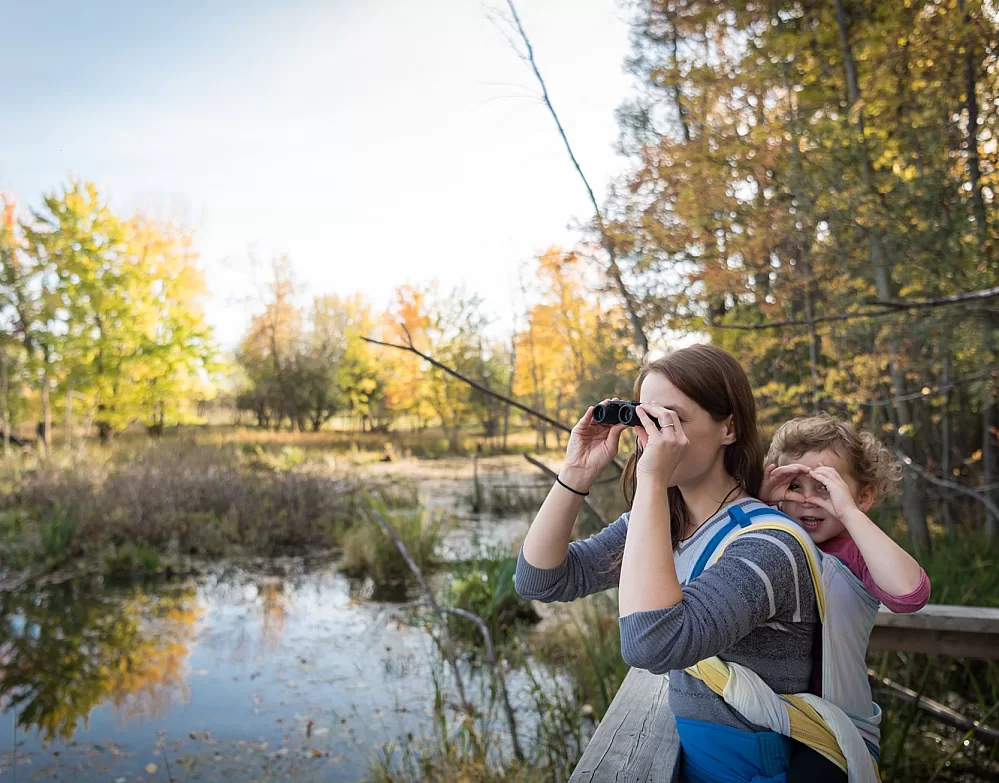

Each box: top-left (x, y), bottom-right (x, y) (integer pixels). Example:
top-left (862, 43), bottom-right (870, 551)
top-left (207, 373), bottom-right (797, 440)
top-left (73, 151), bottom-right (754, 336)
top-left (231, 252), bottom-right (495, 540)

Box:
top-left (1, 0), bottom-right (635, 347)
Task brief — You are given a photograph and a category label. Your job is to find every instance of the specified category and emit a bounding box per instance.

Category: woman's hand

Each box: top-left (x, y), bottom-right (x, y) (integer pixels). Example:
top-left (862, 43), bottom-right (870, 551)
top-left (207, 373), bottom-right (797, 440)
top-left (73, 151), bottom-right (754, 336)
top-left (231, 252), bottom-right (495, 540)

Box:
top-left (802, 465), bottom-right (860, 520)
top-left (561, 399), bottom-right (629, 492)
top-left (760, 463), bottom-right (811, 505)
top-left (634, 404), bottom-right (688, 484)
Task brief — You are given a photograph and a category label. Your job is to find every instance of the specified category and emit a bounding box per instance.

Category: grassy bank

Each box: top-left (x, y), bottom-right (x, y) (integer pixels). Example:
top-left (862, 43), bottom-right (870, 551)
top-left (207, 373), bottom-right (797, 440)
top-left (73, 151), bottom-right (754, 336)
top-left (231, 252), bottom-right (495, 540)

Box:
top-left (0, 440), bottom-right (419, 576)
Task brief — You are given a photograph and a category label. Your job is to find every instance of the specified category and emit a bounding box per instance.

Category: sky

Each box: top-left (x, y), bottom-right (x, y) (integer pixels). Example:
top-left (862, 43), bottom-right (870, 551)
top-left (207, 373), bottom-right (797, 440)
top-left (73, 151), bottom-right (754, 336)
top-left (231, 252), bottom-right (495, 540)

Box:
top-left (1, 0), bottom-right (637, 348)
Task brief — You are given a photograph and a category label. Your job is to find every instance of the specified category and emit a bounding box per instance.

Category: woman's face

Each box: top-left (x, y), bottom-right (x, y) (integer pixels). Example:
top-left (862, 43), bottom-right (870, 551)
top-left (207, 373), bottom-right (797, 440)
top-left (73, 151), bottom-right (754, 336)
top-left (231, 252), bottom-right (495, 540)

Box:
top-left (637, 371), bottom-right (734, 487)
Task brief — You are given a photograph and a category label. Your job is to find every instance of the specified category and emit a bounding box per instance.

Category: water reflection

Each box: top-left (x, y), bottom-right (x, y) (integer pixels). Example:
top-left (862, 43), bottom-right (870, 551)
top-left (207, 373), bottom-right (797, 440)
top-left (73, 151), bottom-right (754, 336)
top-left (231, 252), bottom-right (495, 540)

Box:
top-left (0, 577), bottom-right (200, 741)
top-left (0, 483), bottom-right (539, 781)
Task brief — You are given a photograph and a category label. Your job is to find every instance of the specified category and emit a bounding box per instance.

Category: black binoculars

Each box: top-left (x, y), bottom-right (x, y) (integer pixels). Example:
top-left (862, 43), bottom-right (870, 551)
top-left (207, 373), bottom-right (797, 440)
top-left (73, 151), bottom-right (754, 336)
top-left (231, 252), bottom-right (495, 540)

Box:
top-left (592, 400), bottom-right (661, 429)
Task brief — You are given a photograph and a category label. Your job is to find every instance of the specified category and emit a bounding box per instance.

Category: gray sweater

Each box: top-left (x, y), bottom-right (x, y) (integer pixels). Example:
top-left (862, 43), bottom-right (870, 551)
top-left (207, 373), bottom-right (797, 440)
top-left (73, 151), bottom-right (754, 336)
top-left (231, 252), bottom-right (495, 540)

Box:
top-left (515, 498), bottom-right (819, 733)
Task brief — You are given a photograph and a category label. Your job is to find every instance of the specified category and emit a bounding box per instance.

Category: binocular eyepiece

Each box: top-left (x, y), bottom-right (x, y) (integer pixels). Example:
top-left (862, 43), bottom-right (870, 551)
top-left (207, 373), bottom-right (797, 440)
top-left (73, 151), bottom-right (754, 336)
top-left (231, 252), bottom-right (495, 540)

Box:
top-left (592, 400), bottom-right (640, 427)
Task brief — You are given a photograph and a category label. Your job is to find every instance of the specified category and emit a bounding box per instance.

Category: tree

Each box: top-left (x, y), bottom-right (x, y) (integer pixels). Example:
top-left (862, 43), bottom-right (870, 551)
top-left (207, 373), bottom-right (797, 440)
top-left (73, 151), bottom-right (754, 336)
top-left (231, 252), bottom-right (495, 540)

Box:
top-left (610, 0), bottom-right (999, 546)
top-left (23, 182), bottom-right (216, 442)
top-left (387, 282), bottom-right (490, 451)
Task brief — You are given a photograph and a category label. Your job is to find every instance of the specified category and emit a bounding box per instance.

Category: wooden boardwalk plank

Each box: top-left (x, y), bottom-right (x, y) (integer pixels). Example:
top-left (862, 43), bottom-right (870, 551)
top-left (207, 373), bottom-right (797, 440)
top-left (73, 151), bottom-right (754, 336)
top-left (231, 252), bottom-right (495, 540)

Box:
top-left (568, 669), bottom-right (679, 783)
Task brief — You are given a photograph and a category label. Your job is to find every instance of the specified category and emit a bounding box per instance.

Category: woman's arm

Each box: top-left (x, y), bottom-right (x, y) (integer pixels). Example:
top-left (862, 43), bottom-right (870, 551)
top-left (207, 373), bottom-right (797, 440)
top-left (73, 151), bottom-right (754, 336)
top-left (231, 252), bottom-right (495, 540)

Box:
top-left (515, 403), bottom-right (629, 601)
top-left (620, 529), bottom-right (818, 673)
top-left (515, 512), bottom-right (629, 602)
top-left (619, 474), bottom-right (681, 614)
top-left (520, 465), bottom-right (600, 569)
top-left (618, 405), bottom-right (685, 616)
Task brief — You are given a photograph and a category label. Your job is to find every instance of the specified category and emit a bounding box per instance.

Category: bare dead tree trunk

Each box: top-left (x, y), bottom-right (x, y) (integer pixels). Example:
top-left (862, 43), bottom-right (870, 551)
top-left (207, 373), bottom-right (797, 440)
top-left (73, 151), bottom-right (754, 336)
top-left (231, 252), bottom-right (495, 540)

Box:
top-left (40, 362), bottom-right (51, 459)
top-left (834, 0), bottom-right (929, 554)
top-left (957, 0), bottom-right (997, 539)
top-left (780, 51), bottom-right (821, 411)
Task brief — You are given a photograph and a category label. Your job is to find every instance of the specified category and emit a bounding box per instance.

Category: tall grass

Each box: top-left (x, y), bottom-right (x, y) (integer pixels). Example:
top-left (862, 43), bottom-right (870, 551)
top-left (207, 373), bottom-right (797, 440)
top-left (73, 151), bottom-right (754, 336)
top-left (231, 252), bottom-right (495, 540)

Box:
top-left (340, 506), bottom-right (448, 587)
top-left (446, 552), bottom-right (541, 651)
top-left (0, 440), bottom-right (419, 569)
top-left (873, 533), bottom-right (999, 781)
top-left (529, 592), bottom-right (629, 720)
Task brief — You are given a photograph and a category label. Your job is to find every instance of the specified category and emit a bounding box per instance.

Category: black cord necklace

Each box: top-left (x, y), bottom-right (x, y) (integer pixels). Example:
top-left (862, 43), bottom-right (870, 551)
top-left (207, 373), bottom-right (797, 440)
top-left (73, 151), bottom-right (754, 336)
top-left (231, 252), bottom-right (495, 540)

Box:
top-left (680, 483), bottom-right (743, 542)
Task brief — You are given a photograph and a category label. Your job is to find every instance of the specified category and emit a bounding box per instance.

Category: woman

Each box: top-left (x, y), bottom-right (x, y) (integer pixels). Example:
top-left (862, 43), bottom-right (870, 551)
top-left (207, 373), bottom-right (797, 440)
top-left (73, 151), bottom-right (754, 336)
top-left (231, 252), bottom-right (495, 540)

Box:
top-left (515, 345), bottom-right (821, 783)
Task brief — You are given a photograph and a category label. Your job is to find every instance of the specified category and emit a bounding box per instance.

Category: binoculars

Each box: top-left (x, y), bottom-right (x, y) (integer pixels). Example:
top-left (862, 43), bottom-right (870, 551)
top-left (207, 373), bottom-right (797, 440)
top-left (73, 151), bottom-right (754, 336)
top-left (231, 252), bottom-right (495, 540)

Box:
top-left (592, 400), bottom-right (661, 429)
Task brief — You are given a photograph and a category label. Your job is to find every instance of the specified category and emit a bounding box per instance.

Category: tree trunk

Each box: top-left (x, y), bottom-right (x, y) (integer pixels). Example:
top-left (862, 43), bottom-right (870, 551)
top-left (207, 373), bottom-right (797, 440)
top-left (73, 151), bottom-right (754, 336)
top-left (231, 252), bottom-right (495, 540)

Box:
top-left (940, 348), bottom-right (956, 535)
top-left (1, 344), bottom-right (9, 458)
top-left (834, 0), bottom-right (929, 554)
top-left (504, 333), bottom-right (517, 451)
top-left (65, 381), bottom-right (73, 452)
top-left (40, 364), bottom-right (51, 458)
top-left (958, 0), bottom-right (988, 235)
top-left (984, 386), bottom-right (996, 539)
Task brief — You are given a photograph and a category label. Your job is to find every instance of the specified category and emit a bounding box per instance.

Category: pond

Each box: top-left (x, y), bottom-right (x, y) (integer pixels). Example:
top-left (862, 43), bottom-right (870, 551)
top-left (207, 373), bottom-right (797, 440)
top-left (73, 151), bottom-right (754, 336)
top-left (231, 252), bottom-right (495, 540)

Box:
top-left (0, 466), bottom-right (555, 783)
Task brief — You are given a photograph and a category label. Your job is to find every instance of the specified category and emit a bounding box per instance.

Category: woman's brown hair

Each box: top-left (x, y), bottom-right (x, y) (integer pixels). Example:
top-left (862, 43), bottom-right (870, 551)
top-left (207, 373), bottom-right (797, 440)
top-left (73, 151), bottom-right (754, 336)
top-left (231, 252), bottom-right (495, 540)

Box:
top-left (620, 344), bottom-right (764, 549)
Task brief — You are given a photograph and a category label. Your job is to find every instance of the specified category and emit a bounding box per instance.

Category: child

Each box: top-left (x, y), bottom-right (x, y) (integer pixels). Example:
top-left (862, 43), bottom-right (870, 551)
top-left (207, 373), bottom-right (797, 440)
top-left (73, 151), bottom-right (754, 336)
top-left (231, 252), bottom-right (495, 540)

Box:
top-left (761, 413), bottom-right (931, 780)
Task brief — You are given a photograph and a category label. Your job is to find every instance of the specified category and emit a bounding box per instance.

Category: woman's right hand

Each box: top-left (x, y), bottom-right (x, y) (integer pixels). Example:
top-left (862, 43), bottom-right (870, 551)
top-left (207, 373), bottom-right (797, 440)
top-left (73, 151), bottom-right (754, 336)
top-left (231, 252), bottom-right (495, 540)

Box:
top-left (560, 399), bottom-right (629, 492)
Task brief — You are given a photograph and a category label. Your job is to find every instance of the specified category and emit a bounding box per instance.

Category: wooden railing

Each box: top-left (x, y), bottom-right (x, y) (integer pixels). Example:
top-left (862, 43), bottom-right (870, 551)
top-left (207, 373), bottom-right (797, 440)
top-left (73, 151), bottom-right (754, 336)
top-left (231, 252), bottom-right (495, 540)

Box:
top-left (568, 604), bottom-right (999, 783)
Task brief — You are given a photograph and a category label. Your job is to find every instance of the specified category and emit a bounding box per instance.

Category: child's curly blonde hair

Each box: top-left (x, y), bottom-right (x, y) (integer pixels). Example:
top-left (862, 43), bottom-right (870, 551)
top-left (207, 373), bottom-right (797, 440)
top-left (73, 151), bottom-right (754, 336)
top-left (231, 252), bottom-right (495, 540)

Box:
top-left (766, 413), bottom-right (902, 499)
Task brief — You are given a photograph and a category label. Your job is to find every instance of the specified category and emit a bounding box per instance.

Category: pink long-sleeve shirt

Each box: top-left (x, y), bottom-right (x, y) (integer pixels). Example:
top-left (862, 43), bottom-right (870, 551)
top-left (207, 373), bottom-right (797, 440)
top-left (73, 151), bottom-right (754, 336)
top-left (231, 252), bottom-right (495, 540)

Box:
top-left (819, 533), bottom-right (931, 613)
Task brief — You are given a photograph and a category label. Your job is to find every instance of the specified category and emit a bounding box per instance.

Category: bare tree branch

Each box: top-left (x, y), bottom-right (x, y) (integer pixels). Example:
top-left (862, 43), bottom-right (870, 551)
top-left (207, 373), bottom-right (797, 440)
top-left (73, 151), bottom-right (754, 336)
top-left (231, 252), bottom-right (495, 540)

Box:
top-left (868, 669), bottom-right (999, 745)
top-left (524, 453), bottom-right (610, 526)
top-left (867, 285), bottom-right (999, 309)
top-left (504, 0), bottom-right (649, 355)
top-left (821, 365), bottom-right (999, 409)
top-left (897, 453), bottom-right (999, 530)
top-left (362, 333), bottom-right (571, 434)
top-left (708, 308), bottom-right (899, 331)
top-left (710, 285), bottom-right (999, 330)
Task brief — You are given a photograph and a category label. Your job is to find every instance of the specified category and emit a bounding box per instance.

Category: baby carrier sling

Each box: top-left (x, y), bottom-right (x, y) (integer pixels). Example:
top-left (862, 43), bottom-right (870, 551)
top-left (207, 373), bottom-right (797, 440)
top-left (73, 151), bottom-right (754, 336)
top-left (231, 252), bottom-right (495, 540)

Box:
top-left (683, 504), bottom-right (883, 783)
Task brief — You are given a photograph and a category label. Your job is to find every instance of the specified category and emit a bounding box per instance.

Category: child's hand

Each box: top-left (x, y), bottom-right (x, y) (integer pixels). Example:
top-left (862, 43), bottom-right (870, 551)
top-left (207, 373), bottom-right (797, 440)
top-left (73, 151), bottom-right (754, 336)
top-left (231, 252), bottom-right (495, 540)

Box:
top-left (802, 465), bottom-right (860, 520)
top-left (760, 463), bottom-right (810, 504)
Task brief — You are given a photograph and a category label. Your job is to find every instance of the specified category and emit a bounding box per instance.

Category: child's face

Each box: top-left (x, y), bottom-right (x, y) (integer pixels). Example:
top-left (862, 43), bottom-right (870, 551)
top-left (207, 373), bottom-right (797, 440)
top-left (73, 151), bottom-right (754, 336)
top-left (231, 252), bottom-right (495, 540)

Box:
top-left (777, 448), bottom-right (860, 544)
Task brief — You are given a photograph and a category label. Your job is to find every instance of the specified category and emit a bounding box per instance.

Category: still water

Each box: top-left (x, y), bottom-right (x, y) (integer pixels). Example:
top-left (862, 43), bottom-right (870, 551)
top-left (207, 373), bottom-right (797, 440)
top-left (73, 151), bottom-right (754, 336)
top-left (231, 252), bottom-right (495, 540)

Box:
top-left (0, 471), bottom-right (545, 783)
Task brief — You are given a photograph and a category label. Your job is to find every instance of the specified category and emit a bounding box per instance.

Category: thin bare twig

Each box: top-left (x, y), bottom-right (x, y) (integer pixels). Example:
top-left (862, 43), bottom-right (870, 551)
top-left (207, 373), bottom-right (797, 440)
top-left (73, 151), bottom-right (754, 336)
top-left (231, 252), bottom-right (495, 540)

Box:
top-left (868, 285), bottom-right (999, 309)
top-left (399, 603), bottom-right (524, 761)
top-left (821, 365), bottom-right (999, 409)
top-left (365, 505), bottom-right (474, 723)
top-left (362, 333), bottom-right (571, 434)
top-left (868, 669), bottom-right (999, 745)
top-left (897, 453), bottom-right (999, 528)
top-left (523, 453), bottom-right (610, 526)
top-left (710, 284), bottom-right (999, 330)
top-left (504, 0), bottom-right (649, 354)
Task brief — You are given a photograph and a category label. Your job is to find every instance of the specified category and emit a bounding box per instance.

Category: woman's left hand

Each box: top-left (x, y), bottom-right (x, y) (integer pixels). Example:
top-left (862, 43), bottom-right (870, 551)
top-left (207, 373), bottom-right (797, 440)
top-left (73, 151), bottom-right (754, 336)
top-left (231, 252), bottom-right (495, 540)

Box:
top-left (634, 404), bottom-right (688, 484)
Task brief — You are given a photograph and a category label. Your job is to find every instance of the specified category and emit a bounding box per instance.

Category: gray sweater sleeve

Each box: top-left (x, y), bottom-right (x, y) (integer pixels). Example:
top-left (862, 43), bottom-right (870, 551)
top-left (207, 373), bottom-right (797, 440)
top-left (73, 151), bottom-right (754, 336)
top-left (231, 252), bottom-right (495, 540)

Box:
top-left (619, 530), bottom-right (817, 674)
top-left (514, 513), bottom-right (628, 602)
